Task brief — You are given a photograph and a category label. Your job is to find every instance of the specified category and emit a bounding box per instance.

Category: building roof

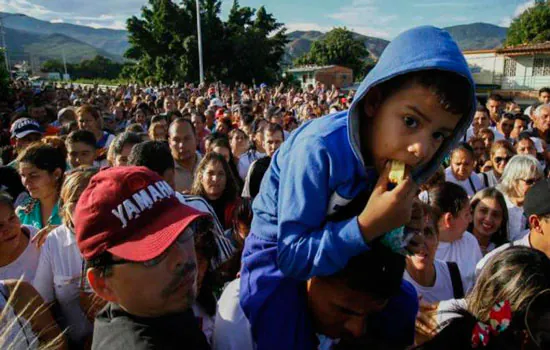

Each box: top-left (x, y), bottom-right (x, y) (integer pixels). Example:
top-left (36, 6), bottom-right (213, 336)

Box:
top-left (496, 41), bottom-right (550, 56)
top-left (286, 65), bottom-right (349, 73)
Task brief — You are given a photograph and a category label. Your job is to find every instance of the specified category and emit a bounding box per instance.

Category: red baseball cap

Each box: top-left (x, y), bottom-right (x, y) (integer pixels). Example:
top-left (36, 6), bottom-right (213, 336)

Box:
top-left (74, 166), bottom-right (206, 262)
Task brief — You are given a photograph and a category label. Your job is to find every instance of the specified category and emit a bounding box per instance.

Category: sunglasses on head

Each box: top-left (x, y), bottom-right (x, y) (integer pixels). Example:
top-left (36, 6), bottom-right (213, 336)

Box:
top-left (522, 178), bottom-right (540, 186)
top-left (494, 156), bottom-right (512, 164)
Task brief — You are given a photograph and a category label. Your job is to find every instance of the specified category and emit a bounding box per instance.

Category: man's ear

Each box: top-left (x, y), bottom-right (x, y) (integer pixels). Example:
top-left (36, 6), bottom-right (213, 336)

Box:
top-left (362, 87), bottom-right (383, 118)
top-left (529, 215), bottom-right (543, 235)
top-left (87, 268), bottom-right (118, 303)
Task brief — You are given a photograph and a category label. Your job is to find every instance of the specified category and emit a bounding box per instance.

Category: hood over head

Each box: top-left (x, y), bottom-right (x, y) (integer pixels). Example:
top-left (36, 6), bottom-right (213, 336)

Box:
top-left (347, 25), bottom-right (476, 184)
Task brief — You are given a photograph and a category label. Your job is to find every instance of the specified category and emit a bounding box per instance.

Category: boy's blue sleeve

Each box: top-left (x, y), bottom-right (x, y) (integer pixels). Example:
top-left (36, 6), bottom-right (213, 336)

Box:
top-left (276, 137), bottom-right (369, 280)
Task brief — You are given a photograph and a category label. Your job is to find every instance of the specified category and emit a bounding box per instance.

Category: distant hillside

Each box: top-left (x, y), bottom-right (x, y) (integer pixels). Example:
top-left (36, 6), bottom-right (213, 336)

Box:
top-left (0, 12), bottom-right (129, 57)
top-left (286, 30), bottom-right (390, 62)
top-left (443, 23), bottom-right (507, 50)
top-left (4, 27), bottom-right (123, 64)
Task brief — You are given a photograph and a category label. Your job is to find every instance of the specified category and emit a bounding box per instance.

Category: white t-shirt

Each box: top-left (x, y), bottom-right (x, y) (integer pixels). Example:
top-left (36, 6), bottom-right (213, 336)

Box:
top-left (475, 233), bottom-right (531, 277)
top-left (31, 225), bottom-right (92, 345)
top-left (445, 167), bottom-right (485, 197)
top-left (403, 260), bottom-right (456, 304)
top-left (435, 231), bottom-right (483, 293)
top-left (237, 150), bottom-right (265, 180)
top-left (213, 279), bottom-right (254, 350)
top-left (501, 193), bottom-right (529, 242)
top-left (0, 225), bottom-right (40, 283)
top-left (477, 170), bottom-right (499, 188)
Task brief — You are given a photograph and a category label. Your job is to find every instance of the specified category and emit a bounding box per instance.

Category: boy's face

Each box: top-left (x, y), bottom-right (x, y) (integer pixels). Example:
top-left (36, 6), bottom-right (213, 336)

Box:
top-left (363, 84), bottom-right (462, 174)
top-left (67, 142), bottom-right (96, 168)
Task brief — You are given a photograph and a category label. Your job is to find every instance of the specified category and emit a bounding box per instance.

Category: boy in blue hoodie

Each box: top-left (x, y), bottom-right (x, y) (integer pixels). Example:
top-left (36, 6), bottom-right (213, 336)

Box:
top-left (240, 26), bottom-right (476, 349)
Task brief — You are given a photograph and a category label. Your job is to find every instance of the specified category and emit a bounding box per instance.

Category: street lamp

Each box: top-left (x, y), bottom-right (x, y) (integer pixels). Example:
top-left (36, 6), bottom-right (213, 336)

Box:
top-left (195, 0), bottom-right (204, 85)
top-left (0, 13), bottom-right (24, 72)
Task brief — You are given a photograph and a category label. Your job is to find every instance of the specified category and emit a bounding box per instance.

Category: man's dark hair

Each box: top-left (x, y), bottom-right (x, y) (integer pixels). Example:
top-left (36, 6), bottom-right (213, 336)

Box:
top-left (500, 113), bottom-right (515, 122)
top-left (169, 117), bottom-right (195, 136)
top-left (128, 141), bottom-right (174, 176)
top-left (539, 87), bottom-right (550, 96)
top-left (514, 114), bottom-right (530, 124)
top-left (517, 132), bottom-right (535, 145)
top-left (263, 122), bottom-right (285, 141)
top-left (476, 104), bottom-right (489, 115)
top-left (377, 70), bottom-right (473, 117)
top-left (488, 93), bottom-right (503, 102)
top-left (242, 113), bottom-right (255, 126)
top-left (65, 130), bottom-right (97, 149)
top-left (451, 142), bottom-right (475, 160)
top-left (331, 244), bottom-right (405, 301)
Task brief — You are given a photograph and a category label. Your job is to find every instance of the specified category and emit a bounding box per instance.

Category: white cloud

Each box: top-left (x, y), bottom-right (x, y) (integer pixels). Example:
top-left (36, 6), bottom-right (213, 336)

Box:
top-left (499, 0), bottom-right (535, 27)
top-left (285, 22), bottom-right (332, 33)
top-left (326, 0), bottom-right (398, 38)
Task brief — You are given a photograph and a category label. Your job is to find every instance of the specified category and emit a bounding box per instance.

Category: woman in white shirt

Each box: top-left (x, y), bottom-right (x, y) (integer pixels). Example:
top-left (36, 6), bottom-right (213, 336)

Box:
top-left (425, 182), bottom-right (483, 294)
top-left (496, 155), bottom-right (543, 241)
top-left (468, 188), bottom-right (510, 255)
top-left (0, 193), bottom-right (40, 283)
top-left (32, 167), bottom-right (99, 348)
top-left (445, 143), bottom-right (485, 197)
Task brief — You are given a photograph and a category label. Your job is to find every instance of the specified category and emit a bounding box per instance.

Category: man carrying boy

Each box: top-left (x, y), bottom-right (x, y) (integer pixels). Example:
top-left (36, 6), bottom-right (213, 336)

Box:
top-left (239, 26), bottom-right (476, 349)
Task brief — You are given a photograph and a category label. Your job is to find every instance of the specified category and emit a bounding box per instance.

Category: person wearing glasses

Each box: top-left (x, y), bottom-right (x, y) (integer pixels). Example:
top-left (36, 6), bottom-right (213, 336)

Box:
top-left (479, 140), bottom-right (516, 188)
top-left (74, 167), bottom-right (210, 350)
top-left (496, 155), bottom-right (543, 242)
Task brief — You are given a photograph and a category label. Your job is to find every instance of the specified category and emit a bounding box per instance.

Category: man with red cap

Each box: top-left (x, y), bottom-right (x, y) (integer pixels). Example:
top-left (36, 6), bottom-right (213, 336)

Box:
top-left (74, 166), bottom-right (211, 349)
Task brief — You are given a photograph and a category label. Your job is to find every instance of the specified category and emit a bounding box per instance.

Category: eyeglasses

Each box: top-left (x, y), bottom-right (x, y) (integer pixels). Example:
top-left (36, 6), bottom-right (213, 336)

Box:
top-left (494, 156), bottom-right (512, 164)
top-left (522, 178), bottom-right (540, 186)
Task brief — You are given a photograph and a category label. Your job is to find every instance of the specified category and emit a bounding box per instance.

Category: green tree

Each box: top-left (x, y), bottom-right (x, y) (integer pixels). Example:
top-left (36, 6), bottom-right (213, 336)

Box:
top-left (41, 56), bottom-right (123, 80)
top-left (294, 27), bottom-right (369, 77)
top-left (506, 0), bottom-right (550, 46)
top-left (124, 0), bottom-right (287, 84)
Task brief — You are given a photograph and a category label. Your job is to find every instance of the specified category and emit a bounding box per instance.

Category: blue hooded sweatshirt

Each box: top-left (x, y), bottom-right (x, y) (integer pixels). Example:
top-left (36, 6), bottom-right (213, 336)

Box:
top-left (239, 26), bottom-right (476, 349)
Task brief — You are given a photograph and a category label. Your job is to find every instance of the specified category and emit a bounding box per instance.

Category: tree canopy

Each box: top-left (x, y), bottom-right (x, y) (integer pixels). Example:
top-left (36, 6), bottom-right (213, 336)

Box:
top-left (506, 0), bottom-right (550, 46)
top-left (293, 28), bottom-right (369, 77)
top-left (41, 55), bottom-right (125, 80)
top-left (124, 0), bottom-right (288, 84)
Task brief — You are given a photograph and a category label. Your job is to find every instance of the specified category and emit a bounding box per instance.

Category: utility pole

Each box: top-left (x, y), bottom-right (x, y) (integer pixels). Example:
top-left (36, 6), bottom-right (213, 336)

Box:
top-left (62, 48), bottom-right (68, 75)
top-left (0, 18), bottom-right (9, 72)
top-left (195, 0), bottom-right (204, 85)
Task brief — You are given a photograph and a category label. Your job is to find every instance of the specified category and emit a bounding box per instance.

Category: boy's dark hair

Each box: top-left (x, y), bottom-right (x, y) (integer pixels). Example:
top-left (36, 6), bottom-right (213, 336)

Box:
top-left (451, 142), bottom-right (475, 160)
top-left (500, 113), bottom-right (515, 122)
top-left (475, 104), bottom-right (489, 115)
top-left (488, 93), bottom-right (503, 102)
top-left (65, 130), bottom-right (97, 149)
top-left (263, 122), bottom-right (285, 141)
top-left (128, 141), bottom-right (174, 176)
top-left (330, 244), bottom-right (405, 301)
top-left (517, 132), bottom-right (536, 145)
top-left (425, 182), bottom-right (469, 222)
top-left (539, 87), bottom-right (550, 96)
top-left (514, 114), bottom-right (530, 124)
top-left (242, 113), bottom-right (255, 126)
top-left (377, 70), bottom-right (473, 117)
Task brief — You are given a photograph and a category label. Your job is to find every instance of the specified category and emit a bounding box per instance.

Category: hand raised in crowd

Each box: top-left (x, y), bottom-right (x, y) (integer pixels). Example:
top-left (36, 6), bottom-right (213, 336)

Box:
top-left (358, 162), bottom-right (419, 243)
top-left (31, 223), bottom-right (59, 248)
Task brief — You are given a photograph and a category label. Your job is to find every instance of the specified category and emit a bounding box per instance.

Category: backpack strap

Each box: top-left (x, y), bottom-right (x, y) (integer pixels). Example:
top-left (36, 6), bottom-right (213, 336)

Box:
top-left (446, 261), bottom-right (465, 299)
top-left (467, 176), bottom-right (478, 194)
top-left (482, 172), bottom-right (489, 188)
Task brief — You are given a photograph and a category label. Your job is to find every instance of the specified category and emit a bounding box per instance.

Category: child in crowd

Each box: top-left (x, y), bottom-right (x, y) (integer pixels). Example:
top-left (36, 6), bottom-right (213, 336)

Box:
top-left (65, 130), bottom-right (99, 169)
top-left (240, 26), bottom-right (476, 349)
top-left (425, 182), bottom-right (482, 293)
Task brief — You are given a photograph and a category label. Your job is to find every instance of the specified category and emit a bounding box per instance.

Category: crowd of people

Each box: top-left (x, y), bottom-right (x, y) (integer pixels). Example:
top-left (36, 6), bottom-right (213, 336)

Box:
top-left (0, 25), bottom-right (550, 349)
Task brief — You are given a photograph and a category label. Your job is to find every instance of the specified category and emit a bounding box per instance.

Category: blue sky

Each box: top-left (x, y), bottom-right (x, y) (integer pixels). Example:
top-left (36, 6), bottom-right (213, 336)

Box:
top-left (0, 0), bottom-right (537, 39)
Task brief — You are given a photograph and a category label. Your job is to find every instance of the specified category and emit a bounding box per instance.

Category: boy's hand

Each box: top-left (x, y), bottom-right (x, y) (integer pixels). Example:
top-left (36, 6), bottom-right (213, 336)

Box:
top-left (358, 162), bottom-right (418, 243)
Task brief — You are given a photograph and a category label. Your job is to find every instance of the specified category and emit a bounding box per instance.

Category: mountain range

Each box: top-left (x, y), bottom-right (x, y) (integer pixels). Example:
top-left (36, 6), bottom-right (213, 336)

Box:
top-left (1, 12), bottom-right (508, 67)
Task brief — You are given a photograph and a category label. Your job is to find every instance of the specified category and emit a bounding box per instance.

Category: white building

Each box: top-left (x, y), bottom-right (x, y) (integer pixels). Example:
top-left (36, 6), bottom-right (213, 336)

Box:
top-left (464, 42), bottom-right (550, 104)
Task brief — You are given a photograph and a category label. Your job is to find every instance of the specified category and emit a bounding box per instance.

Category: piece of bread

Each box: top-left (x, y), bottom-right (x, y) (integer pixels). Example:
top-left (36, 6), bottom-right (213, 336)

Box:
top-left (388, 160), bottom-right (406, 184)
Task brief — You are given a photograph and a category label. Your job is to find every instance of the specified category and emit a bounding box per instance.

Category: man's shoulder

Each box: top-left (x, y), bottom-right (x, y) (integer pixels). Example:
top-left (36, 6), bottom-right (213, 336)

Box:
top-left (93, 305), bottom-right (154, 350)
